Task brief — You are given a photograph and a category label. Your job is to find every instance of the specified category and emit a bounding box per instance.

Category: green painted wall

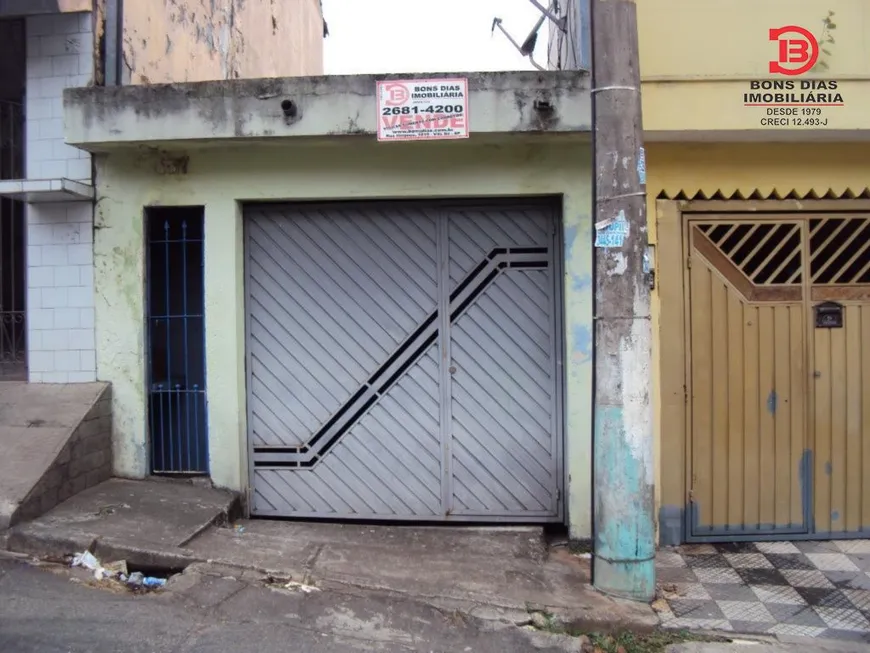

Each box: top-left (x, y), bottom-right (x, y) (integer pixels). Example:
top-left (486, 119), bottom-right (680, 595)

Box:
top-left (93, 138), bottom-right (593, 537)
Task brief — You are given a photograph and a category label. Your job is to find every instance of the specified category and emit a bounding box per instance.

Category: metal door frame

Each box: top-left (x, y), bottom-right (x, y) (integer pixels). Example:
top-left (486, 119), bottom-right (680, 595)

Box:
top-left (144, 206), bottom-right (210, 476)
top-left (242, 197), bottom-right (566, 522)
top-left (678, 199), bottom-right (870, 542)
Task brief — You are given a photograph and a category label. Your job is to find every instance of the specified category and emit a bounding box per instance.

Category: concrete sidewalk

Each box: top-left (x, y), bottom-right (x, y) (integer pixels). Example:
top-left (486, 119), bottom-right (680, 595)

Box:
top-left (4, 478), bottom-right (657, 633)
top-left (667, 641), bottom-right (870, 652)
top-left (5, 555), bottom-right (867, 653)
top-left (184, 518), bottom-right (656, 630)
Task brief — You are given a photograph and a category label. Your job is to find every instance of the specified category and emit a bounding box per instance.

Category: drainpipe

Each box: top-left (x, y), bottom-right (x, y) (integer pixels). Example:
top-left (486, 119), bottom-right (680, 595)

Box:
top-left (104, 0), bottom-right (122, 86)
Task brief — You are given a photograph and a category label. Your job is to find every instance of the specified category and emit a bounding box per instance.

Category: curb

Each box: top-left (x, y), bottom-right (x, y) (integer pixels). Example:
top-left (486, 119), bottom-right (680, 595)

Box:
top-left (5, 525), bottom-right (206, 570)
top-left (5, 519), bottom-right (660, 639)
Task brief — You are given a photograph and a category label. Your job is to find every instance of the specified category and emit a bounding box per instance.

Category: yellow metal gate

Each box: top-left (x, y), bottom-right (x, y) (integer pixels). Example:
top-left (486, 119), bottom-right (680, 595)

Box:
top-left (686, 213), bottom-right (870, 540)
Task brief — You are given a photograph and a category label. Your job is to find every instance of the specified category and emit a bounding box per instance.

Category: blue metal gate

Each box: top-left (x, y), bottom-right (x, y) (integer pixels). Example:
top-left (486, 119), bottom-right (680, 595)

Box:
top-left (146, 207), bottom-right (208, 474)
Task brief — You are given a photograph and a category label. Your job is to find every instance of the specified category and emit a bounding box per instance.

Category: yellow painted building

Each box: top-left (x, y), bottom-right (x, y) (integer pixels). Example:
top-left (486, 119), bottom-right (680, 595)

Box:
top-left (639, 0), bottom-right (870, 543)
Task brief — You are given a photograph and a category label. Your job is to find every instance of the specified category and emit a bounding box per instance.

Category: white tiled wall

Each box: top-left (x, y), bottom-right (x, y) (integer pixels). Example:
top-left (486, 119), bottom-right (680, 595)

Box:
top-left (25, 12), bottom-right (92, 181)
top-left (25, 13), bottom-right (96, 383)
top-left (26, 204), bottom-right (96, 383)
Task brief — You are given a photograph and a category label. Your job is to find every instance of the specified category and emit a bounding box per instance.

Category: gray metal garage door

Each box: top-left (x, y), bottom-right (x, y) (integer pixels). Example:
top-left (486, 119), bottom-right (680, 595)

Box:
top-left (244, 200), bottom-right (563, 521)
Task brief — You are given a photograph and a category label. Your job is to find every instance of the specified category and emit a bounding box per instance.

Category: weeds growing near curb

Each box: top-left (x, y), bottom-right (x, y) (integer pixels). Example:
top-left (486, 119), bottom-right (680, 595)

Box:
top-left (526, 608), bottom-right (724, 653)
top-left (584, 630), bottom-right (724, 653)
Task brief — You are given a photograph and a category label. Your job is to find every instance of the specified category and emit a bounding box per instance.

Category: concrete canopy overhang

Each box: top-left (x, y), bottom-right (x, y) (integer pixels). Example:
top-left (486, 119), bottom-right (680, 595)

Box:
top-left (0, 178), bottom-right (94, 203)
top-left (644, 130), bottom-right (870, 143)
top-left (0, 0), bottom-right (91, 17)
top-left (62, 71), bottom-right (592, 154)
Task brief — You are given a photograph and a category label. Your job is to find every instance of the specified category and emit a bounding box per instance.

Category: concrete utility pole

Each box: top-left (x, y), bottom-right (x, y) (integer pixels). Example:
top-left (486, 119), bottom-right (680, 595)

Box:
top-left (590, 0), bottom-right (655, 601)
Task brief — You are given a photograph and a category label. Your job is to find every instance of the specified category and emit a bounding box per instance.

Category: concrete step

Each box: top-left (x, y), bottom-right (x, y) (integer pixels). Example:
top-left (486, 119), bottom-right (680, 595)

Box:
top-left (0, 382), bottom-right (113, 530)
top-left (6, 478), bottom-right (241, 569)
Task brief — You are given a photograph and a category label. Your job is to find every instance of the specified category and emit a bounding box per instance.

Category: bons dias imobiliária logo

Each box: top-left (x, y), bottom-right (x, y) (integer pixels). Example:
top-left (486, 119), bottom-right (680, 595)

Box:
top-left (746, 17), bottom-right (843, 128)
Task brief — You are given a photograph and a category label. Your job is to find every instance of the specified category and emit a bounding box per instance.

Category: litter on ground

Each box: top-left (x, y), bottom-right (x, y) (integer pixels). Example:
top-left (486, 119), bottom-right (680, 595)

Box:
top-left (264, 575), bottom-right (320, 594)
top-left (70, 551), bottom-right (168, 590)
top-left (283, 580), bottom-right (320, 593)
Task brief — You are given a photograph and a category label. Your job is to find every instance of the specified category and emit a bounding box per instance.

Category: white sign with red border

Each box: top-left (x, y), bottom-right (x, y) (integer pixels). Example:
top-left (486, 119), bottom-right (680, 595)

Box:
top-left (376, 78), bottom-right (469, 142)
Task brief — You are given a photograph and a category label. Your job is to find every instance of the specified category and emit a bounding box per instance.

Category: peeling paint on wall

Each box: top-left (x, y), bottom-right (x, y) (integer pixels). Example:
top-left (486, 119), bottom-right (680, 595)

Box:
top-left (606, 251), bottom-right (628, 277)
top-left (571, 272), bottom-right (591, 292)
top-left (572, 324), bottom-right (592, 363)
top-left (121, 0), bottom-right (323, 85)
top-left (564, 224), bottom-right (578, 259)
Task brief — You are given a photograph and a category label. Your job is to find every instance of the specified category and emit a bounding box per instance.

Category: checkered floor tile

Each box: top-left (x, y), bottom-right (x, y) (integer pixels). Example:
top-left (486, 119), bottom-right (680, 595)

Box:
top-left (654, 540), bottom-right (870, 641)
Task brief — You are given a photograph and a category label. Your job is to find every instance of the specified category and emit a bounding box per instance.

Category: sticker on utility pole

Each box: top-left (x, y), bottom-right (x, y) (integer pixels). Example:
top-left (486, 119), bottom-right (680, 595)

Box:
top-left (637, 147), bottom-right (646, 185)
top-left (377, 78), bottom-right (469, 141)
top-left (594, 210), bottom-right (630, 248)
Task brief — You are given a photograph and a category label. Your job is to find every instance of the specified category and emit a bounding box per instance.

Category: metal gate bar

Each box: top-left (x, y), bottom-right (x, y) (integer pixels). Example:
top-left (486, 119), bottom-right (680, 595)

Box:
top-left (146, 207), bottom-right (208, 474)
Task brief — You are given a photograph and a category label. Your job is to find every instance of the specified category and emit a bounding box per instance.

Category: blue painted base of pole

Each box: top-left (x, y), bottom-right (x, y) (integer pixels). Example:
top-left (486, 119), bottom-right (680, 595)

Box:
top-left (593, 555), bottom-right (656, 603)
top-left (593, 405), bottom-right (656, 602)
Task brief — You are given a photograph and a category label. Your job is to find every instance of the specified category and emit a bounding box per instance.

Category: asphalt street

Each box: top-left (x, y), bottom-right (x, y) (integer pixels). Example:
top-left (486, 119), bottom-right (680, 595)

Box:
top-left (0, 558), bottom-right (581, 653)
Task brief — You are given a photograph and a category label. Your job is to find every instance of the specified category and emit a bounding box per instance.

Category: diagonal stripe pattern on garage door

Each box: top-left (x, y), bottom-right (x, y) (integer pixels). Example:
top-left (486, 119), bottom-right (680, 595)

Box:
top-left (245, 201), bottom-right (562, 520)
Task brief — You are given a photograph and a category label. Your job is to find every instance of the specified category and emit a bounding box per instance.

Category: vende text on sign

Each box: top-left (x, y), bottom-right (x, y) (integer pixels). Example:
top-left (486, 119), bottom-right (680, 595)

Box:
top-left (376, 78), bottom-right (469, 142)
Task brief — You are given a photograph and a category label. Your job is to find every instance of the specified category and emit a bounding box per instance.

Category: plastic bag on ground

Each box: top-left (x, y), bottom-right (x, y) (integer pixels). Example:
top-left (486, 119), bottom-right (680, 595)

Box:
top-left (284, 581), bottom-right (320, 593)
top-left (71, 551), bottom-right (100, 571)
